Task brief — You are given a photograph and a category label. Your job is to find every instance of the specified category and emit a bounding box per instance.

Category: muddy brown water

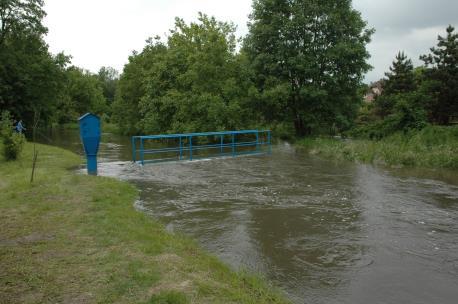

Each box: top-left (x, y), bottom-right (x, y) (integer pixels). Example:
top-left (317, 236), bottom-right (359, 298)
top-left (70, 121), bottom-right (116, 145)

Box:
top-left (39, 129), bottom-right (458, 304)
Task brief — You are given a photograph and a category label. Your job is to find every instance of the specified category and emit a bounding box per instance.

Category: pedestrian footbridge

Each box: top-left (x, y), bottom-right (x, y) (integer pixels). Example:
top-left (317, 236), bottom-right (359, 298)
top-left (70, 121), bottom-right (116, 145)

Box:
top-left (132, 130), bottom-right (272, 165)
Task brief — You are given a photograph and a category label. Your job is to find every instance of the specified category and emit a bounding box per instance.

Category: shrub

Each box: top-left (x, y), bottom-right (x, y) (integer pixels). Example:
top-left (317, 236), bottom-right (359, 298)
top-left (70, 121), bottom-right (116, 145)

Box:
top-left (1, 111), bottom-right (26, 161)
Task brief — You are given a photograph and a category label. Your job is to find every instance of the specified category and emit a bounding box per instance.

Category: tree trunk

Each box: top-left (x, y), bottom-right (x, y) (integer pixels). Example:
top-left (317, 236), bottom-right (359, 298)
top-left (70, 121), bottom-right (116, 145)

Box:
top-left (294, 115), bottom-right (310, 137)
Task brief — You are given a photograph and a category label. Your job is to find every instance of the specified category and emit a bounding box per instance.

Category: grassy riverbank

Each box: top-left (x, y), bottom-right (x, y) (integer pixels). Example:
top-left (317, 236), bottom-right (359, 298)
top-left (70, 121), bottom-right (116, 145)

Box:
top-left (0, 142), bottom-right (288, 303)
top-left (298, 126), bottom-right (458, 169)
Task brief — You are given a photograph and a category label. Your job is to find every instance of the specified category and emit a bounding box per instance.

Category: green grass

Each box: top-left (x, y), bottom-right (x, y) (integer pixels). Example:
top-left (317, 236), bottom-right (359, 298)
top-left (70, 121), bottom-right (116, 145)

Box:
top-left (0, 142), bottom-right (289, 304)
top-left (298, 125), bottom-right (458, 169)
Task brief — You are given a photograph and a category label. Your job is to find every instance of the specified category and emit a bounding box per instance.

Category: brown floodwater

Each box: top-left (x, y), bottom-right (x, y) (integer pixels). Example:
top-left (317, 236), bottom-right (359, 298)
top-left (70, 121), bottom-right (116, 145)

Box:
top-left (39, 129), bottom-right (458, 304)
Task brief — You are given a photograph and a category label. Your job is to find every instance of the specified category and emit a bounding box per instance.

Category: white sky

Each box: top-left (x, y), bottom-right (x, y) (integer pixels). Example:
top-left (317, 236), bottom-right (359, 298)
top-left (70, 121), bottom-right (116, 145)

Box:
top-left (43, 0), bottom-right (458, 82)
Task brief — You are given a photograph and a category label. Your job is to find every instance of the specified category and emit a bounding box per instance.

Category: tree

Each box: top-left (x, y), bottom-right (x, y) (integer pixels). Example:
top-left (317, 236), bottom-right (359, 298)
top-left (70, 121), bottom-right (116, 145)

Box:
top-left (0, 0), bottom-right (46, 47)
top-left (375, 51), bottom-right (416, 118)
top-left (420, 25), bottom-right (458, 125)
top-left (244, 0), bottom-right (373, 135)
top-left (112, 37), bottom-right (168, 134)
top-left (57, 67), bottom-right (107, 122)
top-left (384, 52), bottom-right (416, 95)
top-left (113, 14), bottom-right (257, 135)
top-left (97, 66), bottom-right (119, 105)
top-left (0, 0), bottom-right (70, 125)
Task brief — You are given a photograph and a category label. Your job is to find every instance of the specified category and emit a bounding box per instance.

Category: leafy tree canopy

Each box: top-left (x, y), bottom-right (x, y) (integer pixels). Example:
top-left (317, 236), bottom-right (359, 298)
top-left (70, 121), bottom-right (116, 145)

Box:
top-left (113, 14), bottom-right (257, 135)
top-left (244, 0), bottom-right (374, 135)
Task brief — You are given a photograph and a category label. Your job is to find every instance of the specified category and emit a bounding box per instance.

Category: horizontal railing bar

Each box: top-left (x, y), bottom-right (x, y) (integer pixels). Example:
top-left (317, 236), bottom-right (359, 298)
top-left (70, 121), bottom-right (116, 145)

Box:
top-left (132, 130), bottom-right (271, 140)
top-left (136, 151), bottom-right (267, 164)
top-left (138, 141), bottom-right (269, 154)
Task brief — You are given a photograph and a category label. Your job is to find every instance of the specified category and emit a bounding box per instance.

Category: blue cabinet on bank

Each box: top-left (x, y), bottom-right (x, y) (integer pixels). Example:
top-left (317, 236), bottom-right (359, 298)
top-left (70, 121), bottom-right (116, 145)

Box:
top-left (78, 113), bottom-right (101, 175)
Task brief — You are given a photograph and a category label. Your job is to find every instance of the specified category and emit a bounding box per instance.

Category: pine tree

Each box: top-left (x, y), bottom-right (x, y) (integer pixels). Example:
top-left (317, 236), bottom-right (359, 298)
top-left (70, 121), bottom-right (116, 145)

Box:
top-left (375, 51), bottom-right (415, 118)
top-left (384, 51), bottom-right (416, 95)
top-left (420, 25), bottom-right (458, 125)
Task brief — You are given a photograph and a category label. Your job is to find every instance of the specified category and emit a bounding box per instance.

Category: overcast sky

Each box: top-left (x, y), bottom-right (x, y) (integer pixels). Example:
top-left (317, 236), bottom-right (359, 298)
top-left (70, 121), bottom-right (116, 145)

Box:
top-left (43, 0), bottom-right (458, 82)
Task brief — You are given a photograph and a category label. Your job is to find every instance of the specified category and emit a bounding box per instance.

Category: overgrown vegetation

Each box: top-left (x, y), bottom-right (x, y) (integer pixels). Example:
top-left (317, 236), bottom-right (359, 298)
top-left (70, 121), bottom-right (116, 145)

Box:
top-left (0, 142), bottom-right (289, 303)
top-left (354, 26), bottom-right (458, 139)
top-left (299, 126), bottom-right (458, 169)
top-left (0, 111), bottom-right (25, 160)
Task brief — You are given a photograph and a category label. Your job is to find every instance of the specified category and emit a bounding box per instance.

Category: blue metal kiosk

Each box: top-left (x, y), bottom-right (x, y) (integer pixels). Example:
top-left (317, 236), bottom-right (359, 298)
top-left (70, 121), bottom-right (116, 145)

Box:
top-left (78, 113), bottom-right (101, 175)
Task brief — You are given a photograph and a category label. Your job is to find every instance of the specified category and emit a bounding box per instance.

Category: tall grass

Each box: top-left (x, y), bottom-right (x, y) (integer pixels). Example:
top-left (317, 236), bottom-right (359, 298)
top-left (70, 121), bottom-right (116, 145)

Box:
top-left (298, 126), bottom-right (458, 169)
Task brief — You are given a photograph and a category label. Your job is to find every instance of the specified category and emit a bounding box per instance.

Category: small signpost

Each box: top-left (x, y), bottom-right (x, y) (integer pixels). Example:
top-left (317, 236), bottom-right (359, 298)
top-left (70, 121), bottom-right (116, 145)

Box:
top-left (78, 113), bottom-right (101, 175)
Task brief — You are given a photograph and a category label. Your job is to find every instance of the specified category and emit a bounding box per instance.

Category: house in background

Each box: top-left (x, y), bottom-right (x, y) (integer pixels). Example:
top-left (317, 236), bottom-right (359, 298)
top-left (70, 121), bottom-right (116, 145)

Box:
top-left (364, 80), bottom-right (384, 103)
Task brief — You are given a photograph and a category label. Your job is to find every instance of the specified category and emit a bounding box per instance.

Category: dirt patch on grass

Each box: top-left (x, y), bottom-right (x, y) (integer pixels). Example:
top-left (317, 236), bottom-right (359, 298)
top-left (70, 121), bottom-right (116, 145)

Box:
top-left (0, 233), bottom-right (54, 246)
top-left (152, 253), bottom-right (183, 264)
top-left (0, 180), bottom-right (8, 190)
top-left (149, 279), bottom-right (193, 296)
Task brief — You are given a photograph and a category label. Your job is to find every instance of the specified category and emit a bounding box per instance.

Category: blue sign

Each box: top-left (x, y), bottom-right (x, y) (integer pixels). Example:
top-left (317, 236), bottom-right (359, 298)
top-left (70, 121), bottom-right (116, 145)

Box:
top-left (78, 113), bottom-right (101, 175)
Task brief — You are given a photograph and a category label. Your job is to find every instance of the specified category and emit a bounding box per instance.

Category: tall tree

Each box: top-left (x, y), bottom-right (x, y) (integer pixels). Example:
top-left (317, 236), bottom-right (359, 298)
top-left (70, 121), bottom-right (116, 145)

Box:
top-left (57, 67), bottom-right (107, 122)
top-left (420, 25), bottom-right (458, 125)
top-left (244, 0), bottom-right (373, 135)
top-left (0, 0), bottom-right (46, 47)
top-left (0, 0), bottom-right (69, 124)
top-left (112, 37), bottom-right (168, 134)
top-left (375, 51), bottom-right (416, 118)
top-left (384, 51), bottom-right (416, 95)
top-left (114, 14), bottom-right (257, 135)
top-left (97, 66), bottom-right (119, 105)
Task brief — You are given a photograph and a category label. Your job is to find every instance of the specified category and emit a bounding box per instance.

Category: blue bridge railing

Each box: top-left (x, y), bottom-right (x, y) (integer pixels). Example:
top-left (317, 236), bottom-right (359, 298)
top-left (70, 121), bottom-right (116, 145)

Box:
top-left (132, 130), bottom-right (272, 165)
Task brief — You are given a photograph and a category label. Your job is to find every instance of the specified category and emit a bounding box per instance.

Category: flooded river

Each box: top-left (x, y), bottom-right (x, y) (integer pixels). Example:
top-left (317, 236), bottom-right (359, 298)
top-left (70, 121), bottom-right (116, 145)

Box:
top-left (39, 129), bottom-right (458, 303)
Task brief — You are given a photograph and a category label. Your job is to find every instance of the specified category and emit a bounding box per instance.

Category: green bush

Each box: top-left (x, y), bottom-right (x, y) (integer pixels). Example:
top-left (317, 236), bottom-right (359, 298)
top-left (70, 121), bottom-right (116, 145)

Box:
top-left (1, 111), bottom-right (26, 161)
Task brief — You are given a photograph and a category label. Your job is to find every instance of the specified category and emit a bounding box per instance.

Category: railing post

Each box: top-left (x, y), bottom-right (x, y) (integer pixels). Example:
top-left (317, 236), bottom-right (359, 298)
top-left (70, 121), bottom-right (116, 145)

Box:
top-left (189, 136), bottom-right (193, 161)
top-left (179, 136), bottom-right (182, 160)
top-left (132, 137), bottom-right (136, 163)
top-left (140, 137), bottom-right (144, 165)
top-left (232, 133), bottom-right (235, 157)
top-left (256, 131), bottom-right (259, 153)
top-left (220, 135), bottom-right (224, 154)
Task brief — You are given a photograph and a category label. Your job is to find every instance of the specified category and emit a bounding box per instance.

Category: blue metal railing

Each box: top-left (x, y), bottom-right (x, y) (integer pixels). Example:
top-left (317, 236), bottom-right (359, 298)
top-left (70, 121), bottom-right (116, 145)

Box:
top-left (132, 130), bottom-right (272, 165)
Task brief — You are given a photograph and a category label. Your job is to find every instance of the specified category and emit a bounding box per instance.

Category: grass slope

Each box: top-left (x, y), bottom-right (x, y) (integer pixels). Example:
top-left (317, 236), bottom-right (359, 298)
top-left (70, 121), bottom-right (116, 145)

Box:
top-left (0, 142), bottom-right (288, 304)
top-left (298, 126), bottom-right (458, 169)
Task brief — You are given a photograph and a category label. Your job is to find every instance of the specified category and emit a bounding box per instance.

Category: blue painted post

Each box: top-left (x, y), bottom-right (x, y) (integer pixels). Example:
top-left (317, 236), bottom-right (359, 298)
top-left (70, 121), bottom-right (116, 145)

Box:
top-left (179, 136), bottom-right (183, 160)
top-left (78, 113), bottom-right (101, 175)
top-left (189, 136), bottom-right (193, 161)
top-left (220, 135), bottom-right (224, 154)
top-left (232, 133), bottom-right (235, 157)
top-left (256, 131), bottom-right (259, 153)
top-left (132, 137), bottom-right (136, 163)
top-left (140, 137), bottom-right (144, 165)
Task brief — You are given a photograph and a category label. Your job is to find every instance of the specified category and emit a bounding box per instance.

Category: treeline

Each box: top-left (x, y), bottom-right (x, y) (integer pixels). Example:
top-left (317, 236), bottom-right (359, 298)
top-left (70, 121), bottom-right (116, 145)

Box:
top-left (0, 0), bottom-right (118, 126)
top-left (355, 26), bottom-right (458, 139)
top-left (113, 0), bottom-right (374, 136)
top-left (2, 0), bottom-right (456, 139)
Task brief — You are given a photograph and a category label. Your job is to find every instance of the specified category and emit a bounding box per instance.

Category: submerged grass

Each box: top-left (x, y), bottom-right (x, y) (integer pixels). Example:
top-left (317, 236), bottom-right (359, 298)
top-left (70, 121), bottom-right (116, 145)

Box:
top-left (60, 121), bottom-right (120, 133)
top-left (0, 142), bottom-right (289, 304)
top-left (298, 126), bottom-right (458, 169)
